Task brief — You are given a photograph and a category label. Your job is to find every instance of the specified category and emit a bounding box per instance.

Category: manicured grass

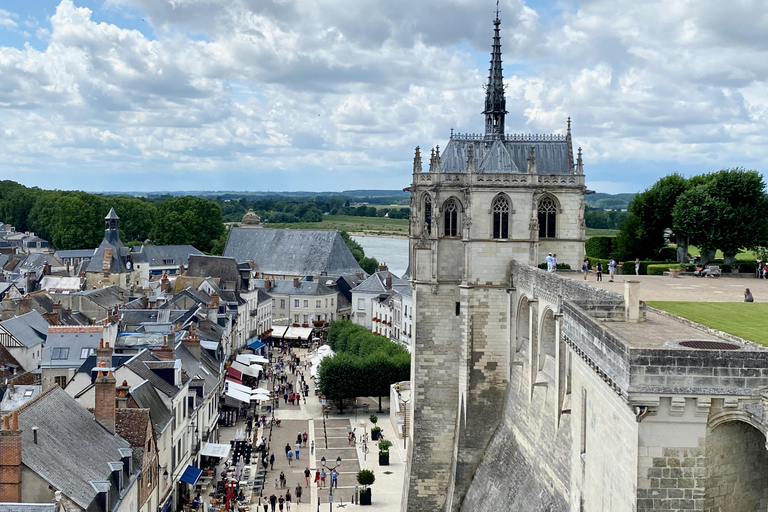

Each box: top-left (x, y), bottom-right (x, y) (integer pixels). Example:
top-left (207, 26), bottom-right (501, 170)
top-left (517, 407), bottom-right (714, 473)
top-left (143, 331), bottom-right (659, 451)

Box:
top-left (586, 228), bottom-right (619, 237)
top-left (646, 301), bottom-right (768, 346)
top-left (667, 245), bottom-right (757, 260)
top-left (265, 215), bottom-right (408, 236)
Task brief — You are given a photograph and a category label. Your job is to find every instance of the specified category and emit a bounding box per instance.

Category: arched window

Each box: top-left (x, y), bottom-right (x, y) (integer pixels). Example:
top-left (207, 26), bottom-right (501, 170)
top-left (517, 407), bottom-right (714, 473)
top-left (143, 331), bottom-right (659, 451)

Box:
top-left (492, 196), bottom-right (510, 239)
top-left (424, 196), bottom-right (432, 235)
top-left (538, 197), bottom-right (557, 238)
top-left (444, 199), bottom-right (458, 237)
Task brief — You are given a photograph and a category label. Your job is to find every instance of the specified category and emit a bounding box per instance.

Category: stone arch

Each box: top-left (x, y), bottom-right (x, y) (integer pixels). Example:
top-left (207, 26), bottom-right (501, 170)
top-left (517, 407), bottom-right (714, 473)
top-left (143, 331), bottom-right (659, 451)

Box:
top-left (442, 197), bottom-right (462, 237)
top-left (538, 308), bottom-right (556, 374)
top-left (705, 420), bottom-right (768, 511)
top-left (491, 193), bottom-right (511, 239)
top-left (537, 193), bottom-right (559, 239)
top-left (515, 296), bottom-right (530, 354)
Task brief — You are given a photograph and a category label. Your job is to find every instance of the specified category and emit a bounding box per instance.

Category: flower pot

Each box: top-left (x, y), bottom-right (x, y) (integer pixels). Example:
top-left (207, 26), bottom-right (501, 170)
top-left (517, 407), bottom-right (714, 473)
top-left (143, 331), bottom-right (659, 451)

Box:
top-left (360, 490), bottom-right (372, 506)
top-left (371, 430), bottom-right (380, 441)
top-left (379, 453), bottom-right (390, 466)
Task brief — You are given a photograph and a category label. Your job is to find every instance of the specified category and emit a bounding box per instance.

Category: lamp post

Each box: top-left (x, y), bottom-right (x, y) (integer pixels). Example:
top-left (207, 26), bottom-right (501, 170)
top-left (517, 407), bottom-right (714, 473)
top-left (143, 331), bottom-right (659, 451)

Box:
top-left (321, 456), bottom-right (342, 511)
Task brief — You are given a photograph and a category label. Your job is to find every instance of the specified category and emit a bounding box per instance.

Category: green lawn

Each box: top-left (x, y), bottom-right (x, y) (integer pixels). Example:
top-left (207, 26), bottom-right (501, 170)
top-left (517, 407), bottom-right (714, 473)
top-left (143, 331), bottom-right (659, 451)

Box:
top-left (264, 215), bottom-right (409, 236)
top-left (585, 228), bottom-right (619, 237)
top-left (646, 301), bottom-right (768, 346)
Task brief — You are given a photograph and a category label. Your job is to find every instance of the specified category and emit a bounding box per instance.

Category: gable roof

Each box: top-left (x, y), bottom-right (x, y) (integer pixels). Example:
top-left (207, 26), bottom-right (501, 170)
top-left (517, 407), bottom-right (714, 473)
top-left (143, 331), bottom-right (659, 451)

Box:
top-left (223, 228), bottom-right (362, 277)
top-left (256, 279), bottom-right (336, 297)
top-left (124, 350), bottom-right (181, 398)
top-left (0, 311), bottom-right (49, 348)
top-left (73, 286), bottom-right (124, 309)
top-left (115, 407), bottom-right (152, 448)
top-left (352, 271), bottom-right (409, 294)
top-left (41, 329), bottom-right (103, 368)
top-left (131, 245), bottom-right (204, 267)
top-left (186, 255), bottom-right (243, 290)
top-left (128, 379), bottom-right (173, 437)
top-left (15, 386), bottom-right (132, 510)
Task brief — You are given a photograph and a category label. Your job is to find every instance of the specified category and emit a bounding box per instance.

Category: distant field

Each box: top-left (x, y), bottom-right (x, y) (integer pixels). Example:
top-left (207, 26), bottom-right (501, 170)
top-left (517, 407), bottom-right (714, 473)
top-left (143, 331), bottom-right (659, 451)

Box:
top-left (586, 228), bottom-right (619, 237)
top-left (646, 301), bottom-right (768, 346)
top-left (265, 215), bottom-right (408, 236)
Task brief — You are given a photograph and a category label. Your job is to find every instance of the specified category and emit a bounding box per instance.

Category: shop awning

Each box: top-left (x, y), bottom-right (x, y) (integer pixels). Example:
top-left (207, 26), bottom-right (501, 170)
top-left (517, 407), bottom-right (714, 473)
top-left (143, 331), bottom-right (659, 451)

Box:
top-left (180, 465), bottom-right (203, 485)
top-left (236, 354), bottom-right (266, 366)
top-left (231, 361), bottom-right (261, 378)
top-left (200, 340), bottom-right (219, 351)
top-left (225, 387), bottom-right (251, 403)
top-left (284, 326), bottom-right (313, 340)
top-left (226, 366), bottom-right (242, 380)
top-left (272, 325), bottom-right (289, 339)
top-left (248, 340), bottom-right (266, 351)
top-left (200, 442), bottom-right (232, 458)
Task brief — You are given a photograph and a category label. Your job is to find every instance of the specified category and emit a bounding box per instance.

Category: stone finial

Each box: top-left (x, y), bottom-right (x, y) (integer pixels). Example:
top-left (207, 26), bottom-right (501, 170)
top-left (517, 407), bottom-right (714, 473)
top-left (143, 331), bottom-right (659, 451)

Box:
top-left (466, 145), bottom-right (475, 174)
top-left (576, 147), bottom-right (584, 174)
top-left (413, 146), bottom-right (422, 173)
top-left (527, 146), bottom-right (537, 173)
top-left (567, 116), bottom-right (571, 134)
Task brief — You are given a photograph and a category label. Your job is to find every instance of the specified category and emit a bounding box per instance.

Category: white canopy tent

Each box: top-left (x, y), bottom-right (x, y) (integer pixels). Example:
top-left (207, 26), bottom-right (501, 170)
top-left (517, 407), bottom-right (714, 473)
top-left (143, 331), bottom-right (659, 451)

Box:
top-left (236, 354), bottom-right (267, 366)
top-left (225, 387), bottom-right (251, 403)
top-left (230, 361), bottom-right (262, 378)
top-left (310, 345), bottom-right (335, 378)
top-left (283, 326), bottom-right (314, 340)
top-left (200, 442), bottom-right (232, 458)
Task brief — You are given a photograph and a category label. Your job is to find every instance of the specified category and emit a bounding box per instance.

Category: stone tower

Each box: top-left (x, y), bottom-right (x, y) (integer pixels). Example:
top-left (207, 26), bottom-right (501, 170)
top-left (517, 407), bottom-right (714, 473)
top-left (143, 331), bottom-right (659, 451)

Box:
top-left (403, 9), bottom-right (586, 512)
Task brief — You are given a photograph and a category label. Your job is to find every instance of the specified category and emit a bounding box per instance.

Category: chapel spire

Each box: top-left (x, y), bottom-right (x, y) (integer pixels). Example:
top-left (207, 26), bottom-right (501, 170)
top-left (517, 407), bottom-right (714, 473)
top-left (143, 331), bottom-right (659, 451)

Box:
top-left (483, 2), bottom-right (506, 139)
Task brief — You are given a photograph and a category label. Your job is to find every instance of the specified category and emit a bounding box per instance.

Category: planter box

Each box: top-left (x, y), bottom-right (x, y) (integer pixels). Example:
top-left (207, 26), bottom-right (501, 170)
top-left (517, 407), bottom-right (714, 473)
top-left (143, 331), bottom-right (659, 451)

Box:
top-left (379, 453), bottom-right (390, 466)
top-left (669, 268), bottom-right (683, 278)
top-left (371, 430), bottom-right (381, 441)
top-left (360, 491), bottom-right (372, 506)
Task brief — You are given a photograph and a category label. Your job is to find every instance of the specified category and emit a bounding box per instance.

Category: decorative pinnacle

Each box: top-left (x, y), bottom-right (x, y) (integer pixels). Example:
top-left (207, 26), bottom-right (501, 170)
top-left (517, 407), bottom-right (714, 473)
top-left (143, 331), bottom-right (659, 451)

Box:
top-left (567, 117), bottom-right (571, 134)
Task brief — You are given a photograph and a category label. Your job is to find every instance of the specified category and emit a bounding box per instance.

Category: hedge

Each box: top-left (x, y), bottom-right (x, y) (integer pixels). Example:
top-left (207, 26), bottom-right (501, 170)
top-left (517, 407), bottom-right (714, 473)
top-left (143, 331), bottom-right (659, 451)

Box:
top-left (537, 263), bottom-right (572, 270)
top-left (646, 264), bottom-right (682, 276)
top-left (585, 236), bottom-right (614, 259)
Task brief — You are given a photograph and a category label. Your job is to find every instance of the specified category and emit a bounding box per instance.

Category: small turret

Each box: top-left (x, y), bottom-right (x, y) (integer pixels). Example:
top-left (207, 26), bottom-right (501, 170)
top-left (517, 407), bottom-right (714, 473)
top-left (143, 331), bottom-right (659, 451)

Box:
top-left (466, 145), bottom-right (475, 174)
top-left (413, 146), bottom-right (422, 173)
top-left (576, 147), bottom-right (584, 174)
top-left (527, 146), bottom-right (537, 173)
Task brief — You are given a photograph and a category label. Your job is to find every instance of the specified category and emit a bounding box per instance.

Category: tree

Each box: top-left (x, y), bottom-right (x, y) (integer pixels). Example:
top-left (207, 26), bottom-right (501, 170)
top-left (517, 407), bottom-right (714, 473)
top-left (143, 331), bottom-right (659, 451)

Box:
top-left (150, 196), bottom-right (225, 253)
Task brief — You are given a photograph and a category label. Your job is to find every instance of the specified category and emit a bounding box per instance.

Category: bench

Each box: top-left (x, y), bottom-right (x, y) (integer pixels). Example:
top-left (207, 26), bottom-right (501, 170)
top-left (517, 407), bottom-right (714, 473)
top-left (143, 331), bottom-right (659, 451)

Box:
top-left (707, 265), bottom-right (721, 278)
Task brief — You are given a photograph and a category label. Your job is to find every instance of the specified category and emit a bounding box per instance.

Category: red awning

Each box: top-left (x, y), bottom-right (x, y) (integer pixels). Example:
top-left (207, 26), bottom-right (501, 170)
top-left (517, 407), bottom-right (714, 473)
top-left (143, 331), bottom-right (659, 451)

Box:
top-left (226, 376), bottom-right (242, 385)
top-left (226, 366), bottom-right (242, 381)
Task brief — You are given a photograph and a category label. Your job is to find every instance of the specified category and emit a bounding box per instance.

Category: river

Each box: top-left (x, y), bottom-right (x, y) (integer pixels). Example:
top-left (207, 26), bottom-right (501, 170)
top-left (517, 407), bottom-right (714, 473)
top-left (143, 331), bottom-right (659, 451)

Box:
top-left (351, 235), bottom-right (409, 278)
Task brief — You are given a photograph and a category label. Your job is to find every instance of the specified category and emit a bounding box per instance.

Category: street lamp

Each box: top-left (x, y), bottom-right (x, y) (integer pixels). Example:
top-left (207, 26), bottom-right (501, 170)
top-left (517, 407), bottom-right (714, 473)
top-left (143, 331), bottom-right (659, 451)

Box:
top-left (321, 457), bottom-right (342, 511)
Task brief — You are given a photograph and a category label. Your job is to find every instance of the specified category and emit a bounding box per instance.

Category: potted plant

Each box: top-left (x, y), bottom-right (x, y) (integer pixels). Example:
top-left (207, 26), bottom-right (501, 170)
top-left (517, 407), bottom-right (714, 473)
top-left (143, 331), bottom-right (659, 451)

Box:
top-left (370, 414), bottom-right (381, 440)
top-left (378, 439), bottom-right (392, 466)
top-left (357, 469), bottom-right (375, 506)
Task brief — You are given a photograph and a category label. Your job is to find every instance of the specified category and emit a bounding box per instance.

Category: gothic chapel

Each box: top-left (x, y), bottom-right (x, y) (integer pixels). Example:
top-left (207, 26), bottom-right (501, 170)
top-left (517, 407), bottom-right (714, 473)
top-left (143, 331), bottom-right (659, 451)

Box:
top-left (404, 8), bottom-right (586, 512)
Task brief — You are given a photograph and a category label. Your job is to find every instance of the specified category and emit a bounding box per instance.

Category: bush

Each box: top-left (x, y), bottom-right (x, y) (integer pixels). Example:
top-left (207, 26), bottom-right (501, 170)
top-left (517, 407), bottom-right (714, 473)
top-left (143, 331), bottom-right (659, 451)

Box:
top-left (646, 264), bottom-right (682, 276)
top-left (357, 469), bottom-right (375, 487)
top-left (378, 440), bottom-right (393, 454)
top-left (585, 236), bottom-right (614, 259)
top-left (738, 260), bottom-right (758, 273)
top-left (720, 264), bottom-right (732, 273)
top-left (369, 414), bottom-right (378, 425)
top-left (537, 263), bottom-right (572, 270)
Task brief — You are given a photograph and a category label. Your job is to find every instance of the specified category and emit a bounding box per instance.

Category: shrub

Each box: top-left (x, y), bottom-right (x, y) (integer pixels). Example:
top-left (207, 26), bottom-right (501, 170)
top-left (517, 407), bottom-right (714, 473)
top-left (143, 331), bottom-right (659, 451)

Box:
top-left (378, 440), bottom-right (393, 455)
top-left (738, 260), bottom-right (758, 273)
top-left (369, 414), bottom-right (378, 425)
top-left (357, 469), bottom-right (375, 488)
top-left (537, 263), bottom-right (572, 270)
top-left (646, 264), bottom-right (682, 276)
top-left (585, 236), bottom-right (614, 259)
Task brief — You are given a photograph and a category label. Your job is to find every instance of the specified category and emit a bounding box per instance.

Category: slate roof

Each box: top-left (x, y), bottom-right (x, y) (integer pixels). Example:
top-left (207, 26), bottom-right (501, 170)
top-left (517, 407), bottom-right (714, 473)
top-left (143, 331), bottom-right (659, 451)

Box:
top-left (124, 350), bottom-right (181, 398)
top-left (73, 286), bottom-right (124, 309)
top-left (440, 135), bottom-right (573, 174)
top-left (55, 249), bottom-right (97, 260)
top-left (256, 279), bottom-right (336, 297)
top-left (75, 354), bottom-right (134, 381)
top-left (115, 407), bottom-right (151, 447)
top-left (223, 228), bottom-right (362, 277)
top-left (15, 386), bottom-right (133, 510)
top-left (0, 311), bottom-right (48, 348)
top-left (186, 255), bottom-right (243, 290)
top-left (0, 504), bottom-right (56, 512)
top-left (176, 342), bottom-right (218, 398)
top-left (128, 379), bottom-right (173, 437)
top-left (131, 245), bottom-right (204, 267)
top-left (86, 235), bottom-right (128, 274)
top-left (38, 276), bottom-right (84, 292)
top-left (352, 271), bottom-right (409, 294)
top-left (41, 330), bottom-right (103, 368)
top-left (0, 384), bottom-right (41, 413)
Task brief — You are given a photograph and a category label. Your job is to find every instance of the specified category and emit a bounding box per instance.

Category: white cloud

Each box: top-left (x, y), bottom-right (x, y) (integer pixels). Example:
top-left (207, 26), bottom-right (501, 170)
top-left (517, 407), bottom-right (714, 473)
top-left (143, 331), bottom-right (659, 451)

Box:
top-left (1, 0), bottom-right (768, 192)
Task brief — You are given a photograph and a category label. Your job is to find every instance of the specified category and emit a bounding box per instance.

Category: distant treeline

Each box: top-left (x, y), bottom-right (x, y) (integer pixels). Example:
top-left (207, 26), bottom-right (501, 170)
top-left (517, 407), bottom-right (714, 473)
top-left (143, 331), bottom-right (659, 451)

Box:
top-left (219, 196), bottom-right (409, 224)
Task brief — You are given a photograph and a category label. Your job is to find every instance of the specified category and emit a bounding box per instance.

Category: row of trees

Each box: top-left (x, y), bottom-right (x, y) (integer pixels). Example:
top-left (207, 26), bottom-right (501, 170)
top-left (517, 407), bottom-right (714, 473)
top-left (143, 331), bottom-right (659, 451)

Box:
top-left (0, 181), bottom-right (225, 252)
top-left (318, 320), bottom-right (410, 412)
top-left (614, 169), bottom-right (768, 263)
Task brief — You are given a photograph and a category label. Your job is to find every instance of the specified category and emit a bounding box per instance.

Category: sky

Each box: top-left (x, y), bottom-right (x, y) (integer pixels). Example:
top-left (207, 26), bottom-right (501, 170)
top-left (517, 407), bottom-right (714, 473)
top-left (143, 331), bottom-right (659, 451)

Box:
top-left (1, 0), bottom-right (768, 194)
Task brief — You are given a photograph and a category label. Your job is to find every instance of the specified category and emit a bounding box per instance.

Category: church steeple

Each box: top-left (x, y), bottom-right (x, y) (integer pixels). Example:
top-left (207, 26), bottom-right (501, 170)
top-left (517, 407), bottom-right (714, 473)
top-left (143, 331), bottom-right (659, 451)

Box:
top-left (483, 3), bottom-right (506, 139)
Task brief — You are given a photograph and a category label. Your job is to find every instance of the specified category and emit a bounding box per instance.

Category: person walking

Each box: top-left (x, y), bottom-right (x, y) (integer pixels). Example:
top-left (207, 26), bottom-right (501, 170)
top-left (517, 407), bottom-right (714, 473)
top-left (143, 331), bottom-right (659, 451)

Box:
top-left (269, 453), bottom-right (275, 470)
top-left (279, 471), bottom-right (286, 488)
top-left (284, 491), bottom-right (291, 511)
top-left (278, 495), bottom-right (284, 512)
top-left (295, 484), bottom-right (302, 504)
top-left (314, 469), bottom-right (320, 486)
top-left (304, 468), bottom-right (311, 487)
top-left (310, 440), bottom-right (314, 455)
top-left (635, 257), bottom-right (641, 276)
top-left (302, 431), bottom-right (308, 447)
top-left (261, 496), bottom-right (269, 512)
top-left (582, 259), bottom-right (589, 280)
top-left (608, 258), bottom-right (616, 282)
top-left (286, 449), bottom-right (293, 466)
top-left (294, 442), bottom-right (300, 460)
top-left (330, 468), bottom-right (338, 489)
top-left (269, 494), bottom-right (277, 512)
top-left (552, 254), bottom-right (558, 272)
top-left (320, 468), bottom-right (327, 488)
top-left (596, 261), bottom-right (603, 282)
top-left (546, 253), bottom-right (553, 271)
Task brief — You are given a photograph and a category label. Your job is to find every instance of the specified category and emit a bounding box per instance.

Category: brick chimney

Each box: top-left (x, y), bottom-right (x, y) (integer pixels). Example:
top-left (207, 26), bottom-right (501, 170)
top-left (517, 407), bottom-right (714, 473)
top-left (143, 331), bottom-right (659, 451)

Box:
top-left (116, 380), bottom-right (130, 409)
top-left (153, 335), bottom-right (175, 361)
top-left (178, 264), bottom-right (185, 276)
top-left (95, 339), bottom-right (113, 368)
top-left (378, 262), bottom-right (388, 272)
top-left (264, 279), bottom-right (271, 290)
top-left (385, 273), bottom-right (392, 290)
top-left (94, 363), bottom-right (117, 434)
top-left (18, 298), bottom-right (31, 316)
top-left (210, 292), bottom-right (220, 310)
top-left (182, 325), bottom-right (201, 361)
top-left (293, 278), bottom-right (299, 288)
top-left (0, 411), bottom-right (22, 502)
top-left (52, 301), bottom-right (63, 322)
top-left (160, 273), bottom-right (170, 293)
top-left (141, 291), bottom-right (148, 310)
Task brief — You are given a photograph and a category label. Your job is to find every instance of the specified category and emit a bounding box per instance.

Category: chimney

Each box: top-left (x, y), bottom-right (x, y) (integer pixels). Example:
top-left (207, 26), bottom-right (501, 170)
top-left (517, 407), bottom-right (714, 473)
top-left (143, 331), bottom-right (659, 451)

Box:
top-left (178, 264), bottom-right (185, 276)
top-left (378, 262), bottom-right (388, 272)
top-left (182, 325), bottom-right (201, 361)
top-left (385, 273), bottom-right (392, 290)
top-left (18, 298), bottom-right (31, 316)
top-left (293, 278), bottom-right (299, 288)
top-left (95, 340), bottom-right (113, 368)
top-left (141, 291), bottom-right (148, 310)
top-left (210, 293), bottom-right (220, 311)
top-left (43, 263), bottom-right (50, 276)
top-left (53, 301), bottom-right (63, 322)
top-left (153, 335), bottom-right (175, 361)
top-left (0, 411), bottom-right (22, 502)
top-left (264, 279), bottom-right (271, 290)
top-left (116, 380), bottom-right (130, 409)
top-left (161, 273), bottom-right (170, 293)
top-left (94, 363), bottom-right (117, 434)
top-left (199, 317), bottom-right (212, 331)
top-left (66, 261), bottom-right (70, 275)
top-left (624, 281), bottom-right (642, 323)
